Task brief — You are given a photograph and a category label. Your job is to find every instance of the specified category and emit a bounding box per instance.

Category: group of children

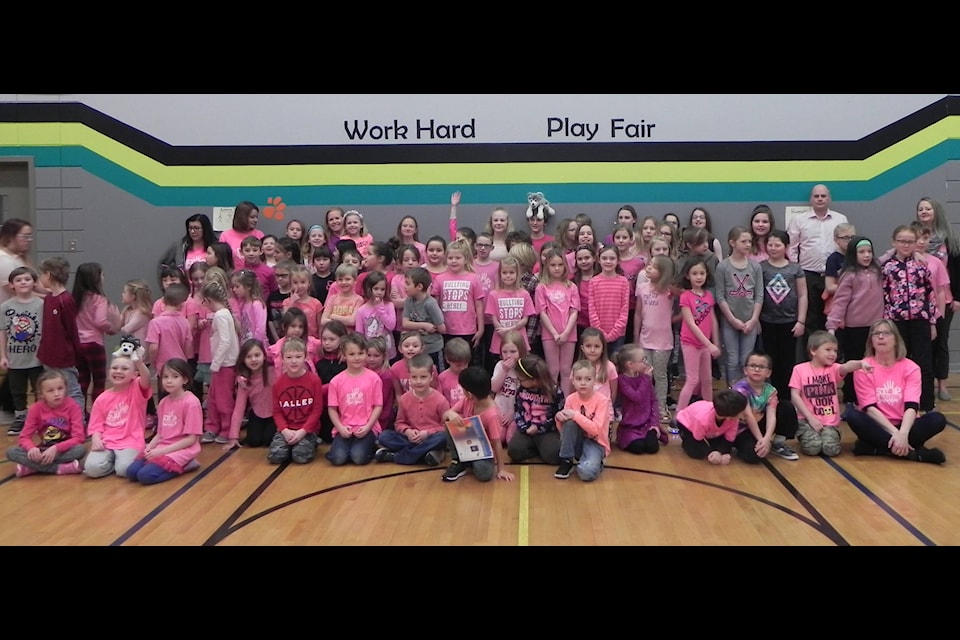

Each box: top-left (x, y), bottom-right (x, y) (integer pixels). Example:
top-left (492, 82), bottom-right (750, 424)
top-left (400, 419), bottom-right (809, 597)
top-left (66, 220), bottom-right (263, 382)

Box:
top-left (4, 193), bottom-right (952, 483)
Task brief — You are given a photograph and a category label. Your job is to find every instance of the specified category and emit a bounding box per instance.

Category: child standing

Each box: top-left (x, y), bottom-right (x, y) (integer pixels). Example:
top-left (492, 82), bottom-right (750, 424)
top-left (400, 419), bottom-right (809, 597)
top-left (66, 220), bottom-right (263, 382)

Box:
top-left (589, 246), bottom-right (630, 355)
top-left (36, 257), bottom-right (85, 409)
top-left (239, 236), bottom-right (279, 302)
top-left (119, 278), bottom-right (153, 348)
top-left (553, 359), bottom-right (611, 481)
top-left (356, 240), bottom-right (394, 296)
top-left (304, 224), bottom-right (328, 269)
top-left (633, 255), bottom-right (676, 424)
top-left (230, 269), bottom-right (268, 344)
top-left (268, 308), bottom-right (322, 371)
top-left (676, 257), bottom-right (721, 411)
top-left (227, 338), bottom-right (277, 450)
top-left (199, 281), bottom-right (241, 445)
top-left (5, 370), bottom-right (85, 476)
top-left (145, 283), bottom-right (194, 400)
top-left (611, 223), bottom-right (644, 342)
top-left (73, 262), bottom-right (121, 409)
top-left (822, 222), bottom-right (856, 316)
top-left (320, 264), bottom-right (363, 332)
top-left (342, 209), bottom-right (374, 258)
top-left (365, 336), bottom-right (396, 435)
top-left (309, 247), bottom-right (335, 306)
top-left (316, 320), bottom-right (348, 444)
top-left (492, 330), bottom-right (528, 446)
top-left (269, 337), bottom-right (324, 464)
top-left (284, 264), bottom-right (324, 340)
top-left (676, 389), bottom-right (755, 465)
top-left (83, 348), bottom-right (153, 478)
top-left (326, 333), bottom-right (383, 466)
top-left (507, 354), bottom-right (565, 466)
top-left (402, 267), bottom-right (446, 372)
top-left (614, 344), bottom-right (665, 455)
top-left (714, 226), bottom-right (763, 387)
top-left (826, 236), bottom-right (884, 407)
top-left (1, 266), bottom-right (44, 435)
top-left (355, 271), bottom-right (396, 361)
top-left (267, 259), bottom-right (296, 343)
top-left (127, 358), bottom-right (202, 484)
top-left (437, 337), bottom-right (470, 408)
top-left (375, 352), bottom-right (450, 466)
top-left (485, 256), bottom-right (536, 366)
top-left (573, 244), bottom-right (599, 344)
top-left (578, 327), bottom-right (618, 433)
top-left (789, 331), bottom-right (870, 457)
top-left (441, 366), bottom-right (516, 482)
top-left (423, 236), bottom-right (448, 276)
top-left (433, 239), bottom-right (485, 354)
top-left (536, 248), bottom-right (579, 397)
top-left (390, 244), bottom-right (422, 360)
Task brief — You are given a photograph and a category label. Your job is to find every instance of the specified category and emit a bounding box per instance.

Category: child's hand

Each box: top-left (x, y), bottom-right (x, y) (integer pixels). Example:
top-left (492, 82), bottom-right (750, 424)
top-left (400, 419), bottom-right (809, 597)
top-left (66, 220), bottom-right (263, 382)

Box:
top-left (407, 429), bottom-right (424, 444)
top-left (90, 433), bottom-right (105, 452)
top-left (236, 375), bottom-right (249, 388)
top-left (860, 360), bottom-right (874, 374)
top-left (501, 356), bottom-right (517, 371)
top-left (144, 447), bottom-right (161, 460)
top-left (808, 417), bottom-right (824, 432)
top-left (39, 447), bottom-right (57, 466)
top-left (26, 447), bottom-right (43, 462)
top-left (525, 425), bottom-right (539, 436)
top-left (932, 325), bottom-right (938, 341)
top-left (743, 319), bottom-right (757, 334)
top-left (708, 344), bottom-right (721, 359)
top-left (472, 330), bottom-right (483, 347)
top-left (354, 424), bottom-right (372, 439)
top-left (0, 356), bottom-right (8, 370)
top-left (754, 437), bottom-right (771, 458)
top-left (792, 322), bottom-right (805, 337)
top-left (497, 469), bottom-right (516, 482)
top-left (451, 191), bottom-right (461, 206)
top-left (221, 438), bottom-right (241, 451)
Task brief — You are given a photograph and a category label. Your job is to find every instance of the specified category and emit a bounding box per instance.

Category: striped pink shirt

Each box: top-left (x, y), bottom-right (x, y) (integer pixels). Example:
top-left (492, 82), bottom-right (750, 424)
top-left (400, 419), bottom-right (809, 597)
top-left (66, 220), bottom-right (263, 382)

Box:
top-left (588, 274), bottom-right (630, 342)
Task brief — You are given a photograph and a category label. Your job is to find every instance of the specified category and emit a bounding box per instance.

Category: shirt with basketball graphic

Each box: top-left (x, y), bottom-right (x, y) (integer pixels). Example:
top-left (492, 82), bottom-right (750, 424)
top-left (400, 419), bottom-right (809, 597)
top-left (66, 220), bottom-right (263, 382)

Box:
top-left (273, 369), bottom-right (324, 433)
top-left (327, 368), bottom-right (384, 435)
top-left (1, 295), bottom-right (43, 369)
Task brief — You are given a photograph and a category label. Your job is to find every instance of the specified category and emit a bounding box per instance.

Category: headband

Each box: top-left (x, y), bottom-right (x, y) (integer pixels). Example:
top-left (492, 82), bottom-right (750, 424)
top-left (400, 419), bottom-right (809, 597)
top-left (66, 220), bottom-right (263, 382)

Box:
top-left (517, 358), bottom-right (533, 379)
top-left (856, 239), bottom-right (872, 248)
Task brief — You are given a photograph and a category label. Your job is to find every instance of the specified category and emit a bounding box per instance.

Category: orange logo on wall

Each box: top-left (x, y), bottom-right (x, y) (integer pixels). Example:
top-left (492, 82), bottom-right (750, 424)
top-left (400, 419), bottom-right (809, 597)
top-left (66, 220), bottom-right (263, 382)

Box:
top-left (263, 196), bottom-right (286, 221)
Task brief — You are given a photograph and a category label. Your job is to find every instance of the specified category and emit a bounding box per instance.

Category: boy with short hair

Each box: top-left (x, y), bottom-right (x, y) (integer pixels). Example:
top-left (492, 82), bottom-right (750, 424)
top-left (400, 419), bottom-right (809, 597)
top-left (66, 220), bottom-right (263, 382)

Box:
top-left (36, 257), bottom-right (85, 409)
top-left (310, 245), bottom-right (336, 306)
top-left (441, 366), bottom-right (515, 483)
top-left (437, 337), bottom-right (471, 406)
top-left (145, 283), bottom-right (193, 399)
top-left (267, 259), bottom-right (296, 344)
top-left (269, 337), bottom-right (324, 465)
top-left (790, 330), bottom-right (869, 457)
top-left (320, 263), bottom-right (363, 331)
top-left (676, 389), bottom-right (760, 465)
top-left (401, 267), bottom-right (446, 372)
top-left (240, 235), bottom-right (279, 301)
top-left (1, 266), bottom-right (44, 434)
top-left (375, 353), bottom-right (451, 466)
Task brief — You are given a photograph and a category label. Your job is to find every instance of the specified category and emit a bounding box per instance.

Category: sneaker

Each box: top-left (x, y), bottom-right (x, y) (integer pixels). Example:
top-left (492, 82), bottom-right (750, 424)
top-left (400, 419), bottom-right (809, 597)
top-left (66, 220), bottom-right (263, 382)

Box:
top-left (424, 449), bottom-right (445, 467)
top-left (374, 447), bottom-right (395, 463)
top-left (15, 464), bottom-right (37, 477)
top-left (200, 431), bottom-right (217, 444)
top-left (214, 435), bottom-right (229, 444)
top-left (911, 447), bottom-right (946, 464)
top-left (771, 441), bottom-right (799, 461)
top-left (613, 408), bottom-right (623, 423)
top-left (442, 461), bottom-right (468, 482)
top-left (554, 459), bottom-right (575, 479)
top-left (938, 389), bottom-right (952, 401)
top-left (668, 417), bottom-right (680, 435)
top-left (659, 410), bottom-right (671, 424)
top-left (7, 413), bottom-right (26, 436)
top-left (57, 460), bottom-right (82, 475)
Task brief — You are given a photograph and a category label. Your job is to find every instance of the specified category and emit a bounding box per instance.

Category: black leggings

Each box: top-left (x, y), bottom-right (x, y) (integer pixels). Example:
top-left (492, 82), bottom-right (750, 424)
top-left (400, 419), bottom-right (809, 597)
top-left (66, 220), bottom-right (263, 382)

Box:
top-left (845, 408), bottom-right (945, 450)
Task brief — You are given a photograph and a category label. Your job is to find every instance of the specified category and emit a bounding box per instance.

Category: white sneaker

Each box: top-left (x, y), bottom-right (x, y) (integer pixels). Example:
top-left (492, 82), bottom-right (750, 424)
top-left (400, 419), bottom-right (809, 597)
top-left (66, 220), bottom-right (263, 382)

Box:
top-left (200, 431), bottom-right (218, 444)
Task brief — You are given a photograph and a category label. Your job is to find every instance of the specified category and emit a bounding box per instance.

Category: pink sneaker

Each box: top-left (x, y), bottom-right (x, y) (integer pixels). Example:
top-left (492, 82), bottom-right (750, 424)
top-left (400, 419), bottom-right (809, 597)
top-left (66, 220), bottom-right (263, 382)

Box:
top-left (15, 464), bottom-right (37, 477)
top-left (56, 460), bottom-right (82, 475)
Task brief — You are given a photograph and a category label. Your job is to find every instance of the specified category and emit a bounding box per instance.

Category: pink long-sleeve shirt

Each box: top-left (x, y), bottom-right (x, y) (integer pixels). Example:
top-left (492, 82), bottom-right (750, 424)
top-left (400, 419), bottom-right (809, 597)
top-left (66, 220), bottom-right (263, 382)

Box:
top-left (588, 273), bottom-right (630, 342)
top-left (76, 294), bottom-right (121, 345)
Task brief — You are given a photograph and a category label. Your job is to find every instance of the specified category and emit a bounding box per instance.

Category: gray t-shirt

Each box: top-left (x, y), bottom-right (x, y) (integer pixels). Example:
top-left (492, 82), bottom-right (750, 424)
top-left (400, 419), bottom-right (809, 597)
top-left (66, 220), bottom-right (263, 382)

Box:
top-left (1, 295), bottom-right (43, 369)
top-left (760, 260), bottom-right (806, 324)
top-left (403, 294), bottom-right (445, 355)
top-left (714, 258), bottom-right (764, 322)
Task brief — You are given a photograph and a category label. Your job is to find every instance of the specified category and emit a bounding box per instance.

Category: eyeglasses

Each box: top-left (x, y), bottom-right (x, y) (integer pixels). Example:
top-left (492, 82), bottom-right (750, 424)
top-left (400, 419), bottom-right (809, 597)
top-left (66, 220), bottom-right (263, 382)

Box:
top-left (188, 226), bottom-right (204, 232)
top-left (746, 364), bottom-right (769, 370)
top-left (836, 235), bottom-right (854, 241)
top-left (894, 238), bottom-right (916, 245)
top-left (871, 330), bottom-right (894, 337)
top-left (475, 243), bottom-right (493, 248)
top-left (17, 234), bottom-right (33, 240)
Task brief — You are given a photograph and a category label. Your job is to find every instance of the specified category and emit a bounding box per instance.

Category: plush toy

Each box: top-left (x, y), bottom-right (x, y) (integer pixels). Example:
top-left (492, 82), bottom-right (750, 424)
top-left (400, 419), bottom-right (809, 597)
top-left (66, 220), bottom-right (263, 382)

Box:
top-left (113, 335), bottom-right (144, 362)
top-left (525, 191), bottom-right (556, 221)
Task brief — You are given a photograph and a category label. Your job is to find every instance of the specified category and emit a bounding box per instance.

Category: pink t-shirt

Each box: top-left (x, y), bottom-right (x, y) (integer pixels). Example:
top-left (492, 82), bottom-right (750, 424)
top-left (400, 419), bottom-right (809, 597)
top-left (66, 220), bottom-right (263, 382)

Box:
top-left (437, 368), bottom-right (465, 407)
top-left (431, 270), bottom-right (484, 335)
top-left (535, 281), bottom-right (580, 343)
top-left (348, 233), bottom-right (374, 258)
top-left (282, 296), bottom-right (324, 339)
top-left (592, 360), bottom-right (618, 424)
top-left (374, 366), bottom-right (396, 433)
top-left (492, 360), bottom-right (519, 433)
top-left (853, 356), bottom-right (921, 424)
top-left (472, 261), bottom-right (500, 299)
top-left (675, 400), bottom-right (740, 442)
top-left (154, 391), bottom-right (204, 468)
top-left (679, 289), bottom-right (715, 347)
top-left (925, 255), bottom-right (951, 309)
top-left (327, 368), bottom-right (384, 434)
top-left (88, 378), bottom-right (153, 451)
top-left (390, 272), bottom-right (409, 330)
top-left (451, 397), bottom-right (502, 444)
top-left (233, 298), bottom-right (268, 344)
top-left (323, 291), bottom-right (363, 327)
top-left (635, 280), bottom-right (674, 351)
top-left (184, 247), bottom-right (207, 271)
top-left (485, 288), bottom-right (536, 354)
top-left (531, 234), bottom-right (554, 256)
top-left (789, 361), bottom-right (844, 427)
top-left (219, 228), bottom-right (265, 263)
top-left (619, 255), bottom-right (645, 304)
top-left (355, 302), bottom-right (397, 360)
top-left (152, 296), bottom-right (202, 324)
top-left (146, 311), bottom-right (193, 373)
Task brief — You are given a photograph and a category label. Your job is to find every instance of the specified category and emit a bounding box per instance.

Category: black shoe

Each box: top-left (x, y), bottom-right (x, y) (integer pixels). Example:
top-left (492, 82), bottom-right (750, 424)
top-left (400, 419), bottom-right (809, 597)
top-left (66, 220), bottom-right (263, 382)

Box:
top-left (554, 459), bottom-right (574, 479)
top-left (852, 440), bottom-right (882, 456)
top-left (442, 461), bottom-right (468, 482)
top-left (424, 450), bottom-right (445, 467)
top-left (6, 414), bottom-right (25, 436)
top-left (374, 447), bottom-right (395, 463)
top-left (911, 447), bottom-right (946, 464)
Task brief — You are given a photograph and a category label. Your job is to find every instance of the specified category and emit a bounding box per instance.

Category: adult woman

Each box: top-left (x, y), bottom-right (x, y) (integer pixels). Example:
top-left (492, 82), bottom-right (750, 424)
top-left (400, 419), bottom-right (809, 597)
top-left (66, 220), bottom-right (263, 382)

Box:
top-left (0, 218), bottom-right (35, 427)
top-left (218, 201), bottom-right (264, 263)
top-left (915, 196), bottom-right (960, 401)
top-left (689, 207), bottom-right (724, 260)
top-left (157, 213), bottom-right (215, 281)
top-left (846, 319), bottom-right (946, 463)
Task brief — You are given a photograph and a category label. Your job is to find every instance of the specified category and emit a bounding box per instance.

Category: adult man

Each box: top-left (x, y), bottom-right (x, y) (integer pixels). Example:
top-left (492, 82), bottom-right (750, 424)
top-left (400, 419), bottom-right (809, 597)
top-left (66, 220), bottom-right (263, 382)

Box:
top-left (787, 184), bottom-right (849, 345)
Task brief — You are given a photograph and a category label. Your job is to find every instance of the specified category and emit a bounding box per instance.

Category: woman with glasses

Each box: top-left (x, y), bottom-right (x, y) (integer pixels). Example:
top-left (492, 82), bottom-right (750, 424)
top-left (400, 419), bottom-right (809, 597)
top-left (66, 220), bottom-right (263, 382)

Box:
top-left (158, 213), bottom-right (215, 282)
top-left (845, 320), bottom-right (946, 464)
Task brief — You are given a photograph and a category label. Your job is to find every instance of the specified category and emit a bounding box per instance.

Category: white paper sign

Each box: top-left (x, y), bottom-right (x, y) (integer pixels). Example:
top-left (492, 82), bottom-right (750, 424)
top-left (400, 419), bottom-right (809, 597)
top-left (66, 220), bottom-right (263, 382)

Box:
top-left (212, 206), bottom-right (235, 232)
top-left (784, 206), bottom-right (812, 230)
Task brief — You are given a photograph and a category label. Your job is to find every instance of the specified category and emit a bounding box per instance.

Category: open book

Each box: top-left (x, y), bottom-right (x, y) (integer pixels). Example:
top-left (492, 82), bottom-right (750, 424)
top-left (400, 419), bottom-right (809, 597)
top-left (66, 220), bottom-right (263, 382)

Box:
top-left (445, 415), bottom-right (494, 462)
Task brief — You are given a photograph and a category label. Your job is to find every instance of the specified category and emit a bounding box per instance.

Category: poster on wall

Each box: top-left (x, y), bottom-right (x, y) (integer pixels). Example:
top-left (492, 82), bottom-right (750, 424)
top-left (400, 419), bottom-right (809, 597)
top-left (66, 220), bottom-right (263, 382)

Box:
top-left (784, 206), bottom-right (812, 230)
top-left (212, 207), bottom-right (235, 232)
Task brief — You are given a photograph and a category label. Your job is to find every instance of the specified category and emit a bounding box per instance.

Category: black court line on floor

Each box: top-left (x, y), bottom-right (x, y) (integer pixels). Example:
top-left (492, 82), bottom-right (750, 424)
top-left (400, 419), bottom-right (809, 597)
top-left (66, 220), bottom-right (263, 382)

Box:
top-left (206, 461), bottom-right (845, 546)
top-left (111, 448), bottom-right (239, 546)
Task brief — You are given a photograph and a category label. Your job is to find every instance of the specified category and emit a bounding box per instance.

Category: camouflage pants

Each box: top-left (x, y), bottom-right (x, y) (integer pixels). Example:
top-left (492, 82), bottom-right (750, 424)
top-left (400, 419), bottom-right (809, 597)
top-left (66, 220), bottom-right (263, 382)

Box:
top-left (796, 420), bottom-right (841, 457)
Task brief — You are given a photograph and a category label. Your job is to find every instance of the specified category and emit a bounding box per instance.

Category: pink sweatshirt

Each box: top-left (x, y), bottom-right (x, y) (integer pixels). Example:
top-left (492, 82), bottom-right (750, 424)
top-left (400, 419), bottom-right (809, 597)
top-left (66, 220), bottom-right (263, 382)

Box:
top-left (77, 294), bottom-right (121, 344)
top-left (826, 269), bottom-right (885, 330)
top-left (229, 367), bottom-right (277, 440)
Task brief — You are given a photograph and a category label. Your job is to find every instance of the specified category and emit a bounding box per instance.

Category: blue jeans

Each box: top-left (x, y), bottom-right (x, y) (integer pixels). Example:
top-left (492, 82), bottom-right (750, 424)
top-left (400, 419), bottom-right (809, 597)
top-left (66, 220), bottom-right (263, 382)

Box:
top-left (377, 429), bottom-right (447, 465)
top-left (326, 431), bottom-right (376, 466)
top-left (126, 458), bottom-right (178, 485)
top-left (558, 420), bottom-right (605, 482)
top-left (720, 320), bottom-right (758, 387)
top-left (44, 365), bottom-right (85, 410)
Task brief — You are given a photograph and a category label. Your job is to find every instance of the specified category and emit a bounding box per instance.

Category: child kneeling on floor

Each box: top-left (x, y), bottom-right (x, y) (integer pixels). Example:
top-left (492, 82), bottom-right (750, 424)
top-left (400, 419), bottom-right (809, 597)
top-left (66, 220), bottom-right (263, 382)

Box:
top-left (676, 389), bottom-right (759, 465)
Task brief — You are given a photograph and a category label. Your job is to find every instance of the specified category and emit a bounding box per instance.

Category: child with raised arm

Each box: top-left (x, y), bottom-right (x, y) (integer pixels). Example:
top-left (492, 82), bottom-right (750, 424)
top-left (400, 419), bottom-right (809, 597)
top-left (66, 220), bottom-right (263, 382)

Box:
top-left (676, 389), bottom-right (757, 465)
top-left (5, 370), bottom-right (85, 477)
top-left (375, 353), bottom-right (450, 466)
top-left (553, 359), bottom-right (612, 481)
top-left (789, 330), bottom-right (871, 457)
top-left (440, 366), bottom-right (515, 483)
top-left (326, 333), bottom-right (383, 466)
top-left (269, 337), bottom-right (323, 464)
top-left (127, 358), bottom-right (202, 484)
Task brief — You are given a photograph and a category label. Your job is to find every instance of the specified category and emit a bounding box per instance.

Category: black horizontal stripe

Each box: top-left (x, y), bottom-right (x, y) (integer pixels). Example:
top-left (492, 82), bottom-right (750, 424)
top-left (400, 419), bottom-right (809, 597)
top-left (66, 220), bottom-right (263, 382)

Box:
top-left (1, 96), bottom-right (957, 166)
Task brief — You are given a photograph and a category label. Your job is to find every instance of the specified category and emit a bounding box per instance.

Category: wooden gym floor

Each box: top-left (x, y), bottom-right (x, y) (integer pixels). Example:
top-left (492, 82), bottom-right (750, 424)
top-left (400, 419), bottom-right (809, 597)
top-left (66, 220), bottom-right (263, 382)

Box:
top-left (2, 380), bottom-right (959, 546)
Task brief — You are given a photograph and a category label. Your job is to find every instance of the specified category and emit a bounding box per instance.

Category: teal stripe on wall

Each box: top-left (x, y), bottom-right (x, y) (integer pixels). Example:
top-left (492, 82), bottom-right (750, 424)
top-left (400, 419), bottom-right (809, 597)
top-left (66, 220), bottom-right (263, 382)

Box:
top-left (2, 141), bottom-right (959, 206)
